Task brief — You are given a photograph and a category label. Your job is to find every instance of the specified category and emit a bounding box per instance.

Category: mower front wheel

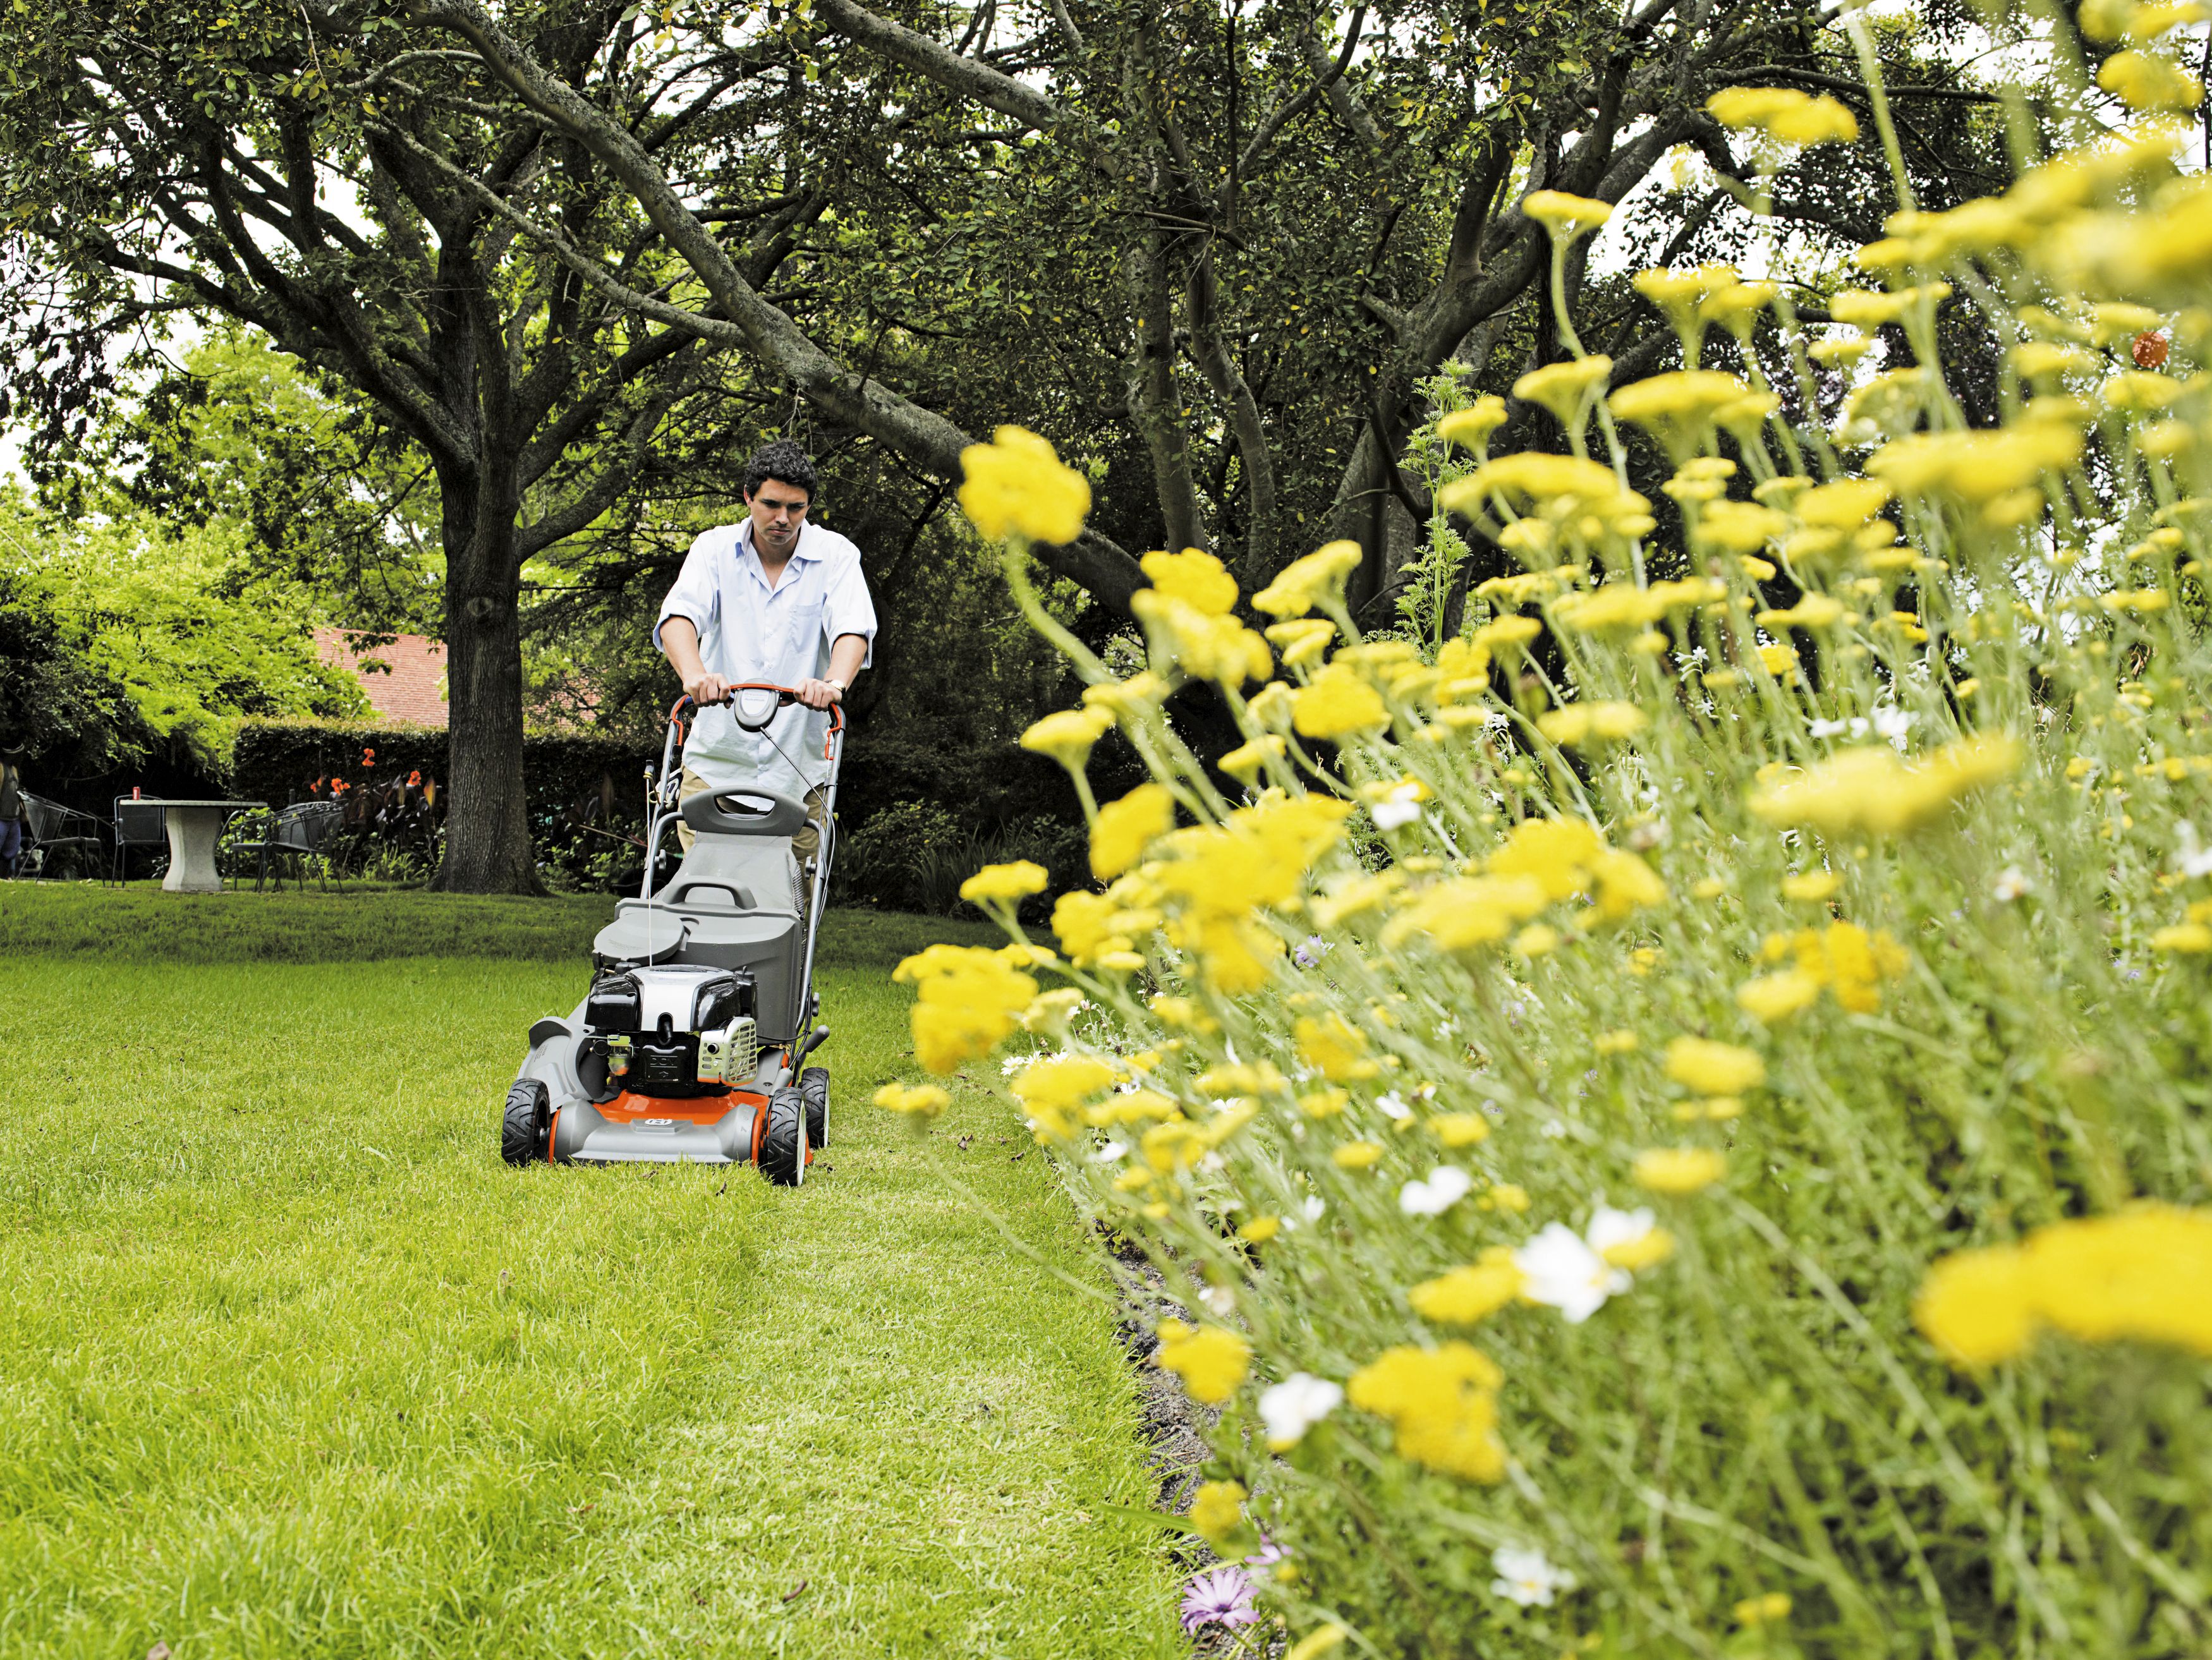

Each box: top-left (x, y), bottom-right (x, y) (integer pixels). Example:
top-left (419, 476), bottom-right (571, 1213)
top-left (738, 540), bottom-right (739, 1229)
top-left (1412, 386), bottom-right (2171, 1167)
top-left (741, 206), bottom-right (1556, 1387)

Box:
top-left (800, 1065), bottom-right (830, 1149)
top-left (502, 1080), bottom-right (550, 1166)
top-left (759, 1087), bottom-right (808, 1187)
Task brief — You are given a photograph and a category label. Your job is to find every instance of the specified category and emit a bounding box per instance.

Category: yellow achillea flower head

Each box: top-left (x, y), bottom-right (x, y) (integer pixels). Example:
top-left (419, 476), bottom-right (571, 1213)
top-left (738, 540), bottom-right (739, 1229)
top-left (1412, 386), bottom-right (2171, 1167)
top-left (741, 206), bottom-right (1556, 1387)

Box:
top-left (1346, 1342), bottom-right (1507, 1481)
top-left (1292, 663), bottom-right (1391, 738)
top-left (1735, 1593), bottom-right (1794, 1627)
top-left (959, 860), bottom-right (1048, 904)
top-left (1409, 1262), bottom-right (1526, 1326)
top-left (1664, 1036), bottom-right (1767, 1095)
top-left (957, 425), bottom-right (1091, 544)
top-left (1436, 395), bottom-right (1509, 453)
top-left (1830, 284), bottom-right (1950, 328)
top-left (1707, 86), bottom-right (1859, 146)
top-left (873, 1082), bottom-right (951, 1118)
top-left (1020, 706), bottom-right (1115, 772)
top-left (1489, 816), bottom-right (1607, 898)
top-left (1155, 1319), bottom-right (1252, 1403)
top-left (1131, 590), bottom-right (1273, 688)
top-left (1295, 1012), bottom-right (1378, 1081)
top-left (1218, 734), bottom-right (1286, 784)
top-left (1514, 356), bottom-right (1613, 428)
top-left (1091, 783), bottom-right (1175, 880)
top-left (1332, 1141), bottom-right (1385, 1169)
top-left (1608, 370), bottom-right (1754, 456)
top-left (1430, 1112), bottom-right (1492, 1146)
top-left (1749, 737), bottom-right (2021, 838)
top-left (1537, 700), bottom-right (1648, 746)
top-left (1265, 617), bottom-right (1336, 668)
top-left (1868, 425), bottom-right (2082, 519)
top-left (1188, 1479), bottom-right (1246, 1543)
top-left (1521, 189), bottom-right (1613, 238)
top-left (2098, 48), bottom-right (2204, 111)
top-left (1139, 547), bottom-right (1238, 615)
top-left (1632, 1146), bottom-right (1728, 1194)
top-left (893, 943), bottom-right (1039, 1074)
top-left (1383, 875), bottom-right (1550, 952)
top-left (1737, 969), bottom-right (1822, 1022)
top-left (1254, 540), bottom-right (1364, 617)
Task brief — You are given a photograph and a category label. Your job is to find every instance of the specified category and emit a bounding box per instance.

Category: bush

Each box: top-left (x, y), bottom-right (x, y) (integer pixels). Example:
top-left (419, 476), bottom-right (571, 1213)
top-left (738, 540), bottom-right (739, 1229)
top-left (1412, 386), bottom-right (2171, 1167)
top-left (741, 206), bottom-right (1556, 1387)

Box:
top-left (896, 87), bottom-right (2212, 1660)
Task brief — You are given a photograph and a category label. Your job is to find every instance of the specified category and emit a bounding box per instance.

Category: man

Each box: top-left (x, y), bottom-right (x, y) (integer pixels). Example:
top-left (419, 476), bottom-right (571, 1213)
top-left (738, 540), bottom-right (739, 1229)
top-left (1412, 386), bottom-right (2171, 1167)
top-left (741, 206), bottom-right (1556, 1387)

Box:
top-left (0, 747), bottom-right (23, 878)
top-left (654, 440), bottom-right (875, 880)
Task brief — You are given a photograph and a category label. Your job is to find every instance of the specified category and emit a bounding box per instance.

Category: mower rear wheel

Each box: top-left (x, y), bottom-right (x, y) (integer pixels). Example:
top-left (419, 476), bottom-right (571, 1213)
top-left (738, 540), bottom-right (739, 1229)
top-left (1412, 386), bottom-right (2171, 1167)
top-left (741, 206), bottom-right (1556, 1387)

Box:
top-left (502, 1080), bottom-right (550, 1166)
top-left (759, 1087), bottom-right (808, 1187)
top-left (800, 1065), bottom-right (830, 1149)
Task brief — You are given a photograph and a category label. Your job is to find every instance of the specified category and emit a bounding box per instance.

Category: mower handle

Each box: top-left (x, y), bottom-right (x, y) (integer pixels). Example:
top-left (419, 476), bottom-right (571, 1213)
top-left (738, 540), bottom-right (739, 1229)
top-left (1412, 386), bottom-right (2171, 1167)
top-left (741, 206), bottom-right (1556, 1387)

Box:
top-left (668, 684), bottom-right (846, 741)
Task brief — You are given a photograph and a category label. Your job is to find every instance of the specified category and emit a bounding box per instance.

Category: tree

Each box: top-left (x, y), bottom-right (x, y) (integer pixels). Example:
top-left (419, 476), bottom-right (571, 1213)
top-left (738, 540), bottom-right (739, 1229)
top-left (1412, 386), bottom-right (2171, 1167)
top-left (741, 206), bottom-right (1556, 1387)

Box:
top-left (413, 0), bottom-right (2005, 627)
top-left (0, 0), bottom-right (804, 889)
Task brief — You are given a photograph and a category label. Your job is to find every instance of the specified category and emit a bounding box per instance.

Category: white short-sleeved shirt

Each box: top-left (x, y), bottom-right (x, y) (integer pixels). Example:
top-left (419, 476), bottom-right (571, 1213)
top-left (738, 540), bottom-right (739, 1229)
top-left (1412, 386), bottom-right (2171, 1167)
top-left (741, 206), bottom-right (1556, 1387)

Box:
top-left (653, 518), bottom-right (877, 799)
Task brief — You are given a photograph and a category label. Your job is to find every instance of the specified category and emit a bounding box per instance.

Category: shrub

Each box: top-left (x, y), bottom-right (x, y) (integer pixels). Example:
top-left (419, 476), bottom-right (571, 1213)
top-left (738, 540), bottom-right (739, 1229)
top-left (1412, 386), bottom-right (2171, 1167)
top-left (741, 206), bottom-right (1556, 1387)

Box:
top-left (899, 82), bottom-right (2212, 1660)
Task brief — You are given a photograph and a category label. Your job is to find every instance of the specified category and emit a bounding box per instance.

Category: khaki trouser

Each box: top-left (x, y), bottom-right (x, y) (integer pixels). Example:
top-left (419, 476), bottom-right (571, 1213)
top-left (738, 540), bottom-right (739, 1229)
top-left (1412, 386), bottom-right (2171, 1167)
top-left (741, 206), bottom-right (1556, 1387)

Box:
top-left (676, 768), bottom-right (827, 861)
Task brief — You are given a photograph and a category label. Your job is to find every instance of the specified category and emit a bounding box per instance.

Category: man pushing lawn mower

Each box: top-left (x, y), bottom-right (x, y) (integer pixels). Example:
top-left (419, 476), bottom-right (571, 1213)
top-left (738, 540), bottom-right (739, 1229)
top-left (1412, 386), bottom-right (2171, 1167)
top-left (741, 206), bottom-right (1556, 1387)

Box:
top-left (501, 442), bottom-right (877, 1184)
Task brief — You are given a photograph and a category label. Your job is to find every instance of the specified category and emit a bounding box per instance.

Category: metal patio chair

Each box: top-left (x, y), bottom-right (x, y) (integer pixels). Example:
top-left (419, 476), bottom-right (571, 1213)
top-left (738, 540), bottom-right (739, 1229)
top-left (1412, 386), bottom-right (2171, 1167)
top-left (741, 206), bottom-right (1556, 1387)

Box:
top-left (244, 800), bottom-right (348, 892)
top-left (109, 797), bottom-right (169, 886)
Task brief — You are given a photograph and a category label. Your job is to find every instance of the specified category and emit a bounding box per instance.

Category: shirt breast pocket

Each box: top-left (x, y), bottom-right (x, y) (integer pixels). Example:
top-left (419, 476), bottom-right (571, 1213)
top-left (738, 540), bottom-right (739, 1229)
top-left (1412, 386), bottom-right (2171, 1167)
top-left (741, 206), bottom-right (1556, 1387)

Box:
top-left (786, 597), bottom-right (825, 659)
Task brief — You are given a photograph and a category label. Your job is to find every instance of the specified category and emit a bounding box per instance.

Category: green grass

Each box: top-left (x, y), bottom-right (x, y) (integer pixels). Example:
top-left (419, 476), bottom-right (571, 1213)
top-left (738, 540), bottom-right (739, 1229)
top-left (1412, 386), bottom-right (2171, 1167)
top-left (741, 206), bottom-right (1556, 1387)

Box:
top-left (0, 886), bottom-right (1178, 1658)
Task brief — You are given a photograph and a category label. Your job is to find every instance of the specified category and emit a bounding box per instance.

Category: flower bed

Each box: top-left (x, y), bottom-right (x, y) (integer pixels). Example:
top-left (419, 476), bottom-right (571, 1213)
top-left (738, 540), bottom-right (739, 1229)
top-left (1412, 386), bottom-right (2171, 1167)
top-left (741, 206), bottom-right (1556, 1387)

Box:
top-left (892, 61), bottom-right (2212, 1660)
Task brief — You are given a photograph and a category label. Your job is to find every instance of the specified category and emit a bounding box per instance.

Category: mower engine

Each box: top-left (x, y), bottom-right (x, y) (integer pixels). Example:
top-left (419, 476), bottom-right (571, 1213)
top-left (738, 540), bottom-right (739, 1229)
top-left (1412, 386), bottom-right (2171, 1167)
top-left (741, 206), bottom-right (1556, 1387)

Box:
top-left (583, 964), bottom-right (759, 1097)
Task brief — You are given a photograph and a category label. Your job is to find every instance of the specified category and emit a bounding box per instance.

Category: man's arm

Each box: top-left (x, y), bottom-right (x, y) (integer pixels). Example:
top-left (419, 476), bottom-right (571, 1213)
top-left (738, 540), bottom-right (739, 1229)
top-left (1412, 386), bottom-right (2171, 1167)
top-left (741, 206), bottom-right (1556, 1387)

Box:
top-left (659, 617), bottom-right (730, 707)
top-left (795, 633), bottom-right (868, 711)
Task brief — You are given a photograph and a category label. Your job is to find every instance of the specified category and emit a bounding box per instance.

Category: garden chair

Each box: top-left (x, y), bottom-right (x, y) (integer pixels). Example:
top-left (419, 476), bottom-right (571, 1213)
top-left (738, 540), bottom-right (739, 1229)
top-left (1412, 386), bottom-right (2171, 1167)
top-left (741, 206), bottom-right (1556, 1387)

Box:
top-left (246, 801), bottom-right (347, 892)
top-left (109, 797), bottom-right (169, 885)
top-left (20, 794), bottom-right (106, 881)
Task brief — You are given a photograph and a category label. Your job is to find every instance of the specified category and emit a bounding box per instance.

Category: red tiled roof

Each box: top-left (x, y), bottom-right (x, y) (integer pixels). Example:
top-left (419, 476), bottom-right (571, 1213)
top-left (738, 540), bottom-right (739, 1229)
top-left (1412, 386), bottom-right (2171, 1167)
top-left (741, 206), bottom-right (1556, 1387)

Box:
top-left (314, 628), bottom-right (450, 727)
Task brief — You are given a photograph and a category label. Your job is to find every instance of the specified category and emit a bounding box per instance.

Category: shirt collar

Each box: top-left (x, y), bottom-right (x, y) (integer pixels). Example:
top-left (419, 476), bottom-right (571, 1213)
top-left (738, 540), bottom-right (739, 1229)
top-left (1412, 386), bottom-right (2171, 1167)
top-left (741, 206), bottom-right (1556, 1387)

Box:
top-left (735, 518), bottom-right (821, 568)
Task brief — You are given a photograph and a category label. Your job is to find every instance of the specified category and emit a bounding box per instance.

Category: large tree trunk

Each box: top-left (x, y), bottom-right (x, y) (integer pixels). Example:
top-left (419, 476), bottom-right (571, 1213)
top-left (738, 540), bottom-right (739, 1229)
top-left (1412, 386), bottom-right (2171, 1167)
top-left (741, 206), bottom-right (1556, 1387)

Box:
top-left (430, 459), bottom-right (542, 895)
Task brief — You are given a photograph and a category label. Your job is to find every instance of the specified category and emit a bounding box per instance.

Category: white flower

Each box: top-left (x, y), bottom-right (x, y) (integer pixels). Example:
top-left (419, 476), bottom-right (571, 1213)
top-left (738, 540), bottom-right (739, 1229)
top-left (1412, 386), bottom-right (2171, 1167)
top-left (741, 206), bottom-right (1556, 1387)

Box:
top-left (2176, 821), bottom-right (2212, 880)
top-left (1490, 1544), bottom-right (1575, 1607)
top-left (1513, 1222), bottom-right (1629, 1323)
top-left (1259, 1372), bottom-right (1344, 1447)
top-left (1991, 865), bottom-right (2030, 902)
top-left (1371, 783), bottom-right (1424, 832)
top-left (1095, 1139), bottom-right (1127, 1162)
top-left (1809, 716), bottom-right (1850, 739)
top-left (1585, 1203), bottom-right (1658, 1262)
top-left (1300, 1195), bottom-right (1327, 1223)
top-left (1375, 1089), bottom-right (1413, 1121)
top-left (1201, 1283), bottom-right (1237, 1316)
top-left (1399, 1166), bottom-right (1473, 1216)
top-left (1869, 704), bottom-right (1914, 746)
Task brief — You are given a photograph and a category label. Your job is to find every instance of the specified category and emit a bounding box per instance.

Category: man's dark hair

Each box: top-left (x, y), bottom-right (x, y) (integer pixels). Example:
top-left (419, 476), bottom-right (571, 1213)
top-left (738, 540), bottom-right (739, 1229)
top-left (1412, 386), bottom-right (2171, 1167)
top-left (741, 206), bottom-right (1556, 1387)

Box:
top-left (743, 439), bottom-right (819, 502)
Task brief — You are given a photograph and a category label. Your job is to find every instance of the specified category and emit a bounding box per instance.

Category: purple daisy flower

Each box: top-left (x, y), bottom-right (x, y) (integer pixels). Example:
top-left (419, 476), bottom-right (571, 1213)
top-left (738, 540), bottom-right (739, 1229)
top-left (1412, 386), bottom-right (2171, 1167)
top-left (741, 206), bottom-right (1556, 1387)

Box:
top-left (1179, 1564), bottom-right (1260, 1634)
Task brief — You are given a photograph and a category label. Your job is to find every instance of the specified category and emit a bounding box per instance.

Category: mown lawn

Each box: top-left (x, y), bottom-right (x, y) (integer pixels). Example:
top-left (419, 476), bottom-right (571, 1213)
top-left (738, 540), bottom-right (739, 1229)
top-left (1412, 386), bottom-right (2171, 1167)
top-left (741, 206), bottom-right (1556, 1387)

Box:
top-left (0, 885), bottom-right (1179, 1659)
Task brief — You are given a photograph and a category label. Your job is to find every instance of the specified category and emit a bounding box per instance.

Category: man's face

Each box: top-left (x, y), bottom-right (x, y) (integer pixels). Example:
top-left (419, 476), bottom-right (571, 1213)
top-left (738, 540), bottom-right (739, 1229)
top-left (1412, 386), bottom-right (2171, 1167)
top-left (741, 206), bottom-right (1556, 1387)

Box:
top-left (747, 478), bottom-right (811, 558)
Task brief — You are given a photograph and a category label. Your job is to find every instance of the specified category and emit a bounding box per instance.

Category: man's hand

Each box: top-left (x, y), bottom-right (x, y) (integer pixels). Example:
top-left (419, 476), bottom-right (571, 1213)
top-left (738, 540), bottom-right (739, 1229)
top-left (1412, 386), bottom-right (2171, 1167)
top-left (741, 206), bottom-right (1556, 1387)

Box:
top-left (793, 676), bottom-right (844, 711)
top-left (683, 670), bottom-right (732, 706)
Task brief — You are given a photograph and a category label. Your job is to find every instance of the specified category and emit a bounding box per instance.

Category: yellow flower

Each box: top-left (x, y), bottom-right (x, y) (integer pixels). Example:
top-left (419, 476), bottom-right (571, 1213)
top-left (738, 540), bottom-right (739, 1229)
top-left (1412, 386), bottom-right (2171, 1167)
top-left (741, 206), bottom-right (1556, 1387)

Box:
top-left (1734, 1593), bottom-right (1794, 1627)
top-left (1218, 734), bottom-right (1286, 783)
top-left (2098, 48), bottom-right (2203, 111)
top-left (1091, 783), bottom-right (1174, 880)
top-left (1383, 875), bottom-right (1550, 952)
top-left (2153, 922), bottom-right (2212, 952)
top-left (1009, 1054), bottom-right (1117, 1122)
top-left (1595, 1029), bottom-right (1640, 1055)
top-left (1155, 1319), bottom-right (1252, 1403)
top-left (1830, 284), bottom-right (1950, 328)
top-left (1749, 738), bottom-right (2021, 837)
top-left (1430, 1112), bottom-right (1492, 1146)
top-left (1292, 663), bottom-right (1391, 738)
top-left (896, 945), bottom-right (1040, 1074)
top-left (1436, 396), bottom-right (1509, 452)
top-left (1264, 617), bottom-right (1335, 667)
top-left (1296, 1012), bottom-right (1378, 1081)
top-left (1237, 1215), bottom-right (1280, 1244)
top-left (1346, 1342), bottom-right (1507, 1482)
top-left (1588, 849), bottom-right (1667, 921)
top-left (958, 425), bottom-right (1091, 544)
top-left (1632, 1146), bottom-right (1728, 1194)
top-left (1513, 923), bottom-right (1560, 957)
top-left (1514, 356), bottom-right (1613, 427)
top-left (1537, 701), bottom-right (1648, 746)
top-left (1021, 706), bottom-right (1115, 771)
top-left (1286, 1626), bottom-right (1347, 1660)
top-left (1779, 870), bottom-right (1841, 902)
top-left (1521, 189), bottom-right (1613, 236)
top-left (873, 1082), bottom-right (951, 1118)
top-left (1913, 1242), bottom-right (2036, 1366)
top-left (959, 861), bottom-right (1049, 903)
top-left (1868, 425), bottom-right (2082, 517)
top-left (1737, 969), bottom-right (1821, 1023)
top-left (1707, 85), bottom-right (1859, 145)
top-left (1609, 370), bottom-right (1755, 454)
top-left (1489, 816), bottom-right (1607, 899)
top-left (1757, 596), bottom-right (1846, 631)
top-left (1664, 1036), bottom-right (1766, 1095)
top-left (1253, 540), bottom-right (1363, 617)
top-left (1332, 1141), bottom-right (1384, 1169)
top-left (1188, 1479), bottom-right (1246, 1543)
top-left (1409, 1263), bottom-right (1526, 1326)
top-left (1140, 547), bottom-right (1237, 614)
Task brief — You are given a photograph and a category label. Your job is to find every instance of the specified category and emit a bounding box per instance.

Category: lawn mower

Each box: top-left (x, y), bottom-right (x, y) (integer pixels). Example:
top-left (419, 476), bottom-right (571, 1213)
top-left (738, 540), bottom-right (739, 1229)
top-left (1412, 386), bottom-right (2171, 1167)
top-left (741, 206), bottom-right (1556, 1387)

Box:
top-left (501, 684), bottom-right (841, 1184)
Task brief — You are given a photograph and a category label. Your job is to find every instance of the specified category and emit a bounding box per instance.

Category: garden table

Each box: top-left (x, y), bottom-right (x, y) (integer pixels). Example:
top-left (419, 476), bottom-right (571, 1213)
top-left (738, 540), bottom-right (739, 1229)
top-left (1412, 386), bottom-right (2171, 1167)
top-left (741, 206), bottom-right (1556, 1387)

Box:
top-left (136, 799), bottom-right (265, 894)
